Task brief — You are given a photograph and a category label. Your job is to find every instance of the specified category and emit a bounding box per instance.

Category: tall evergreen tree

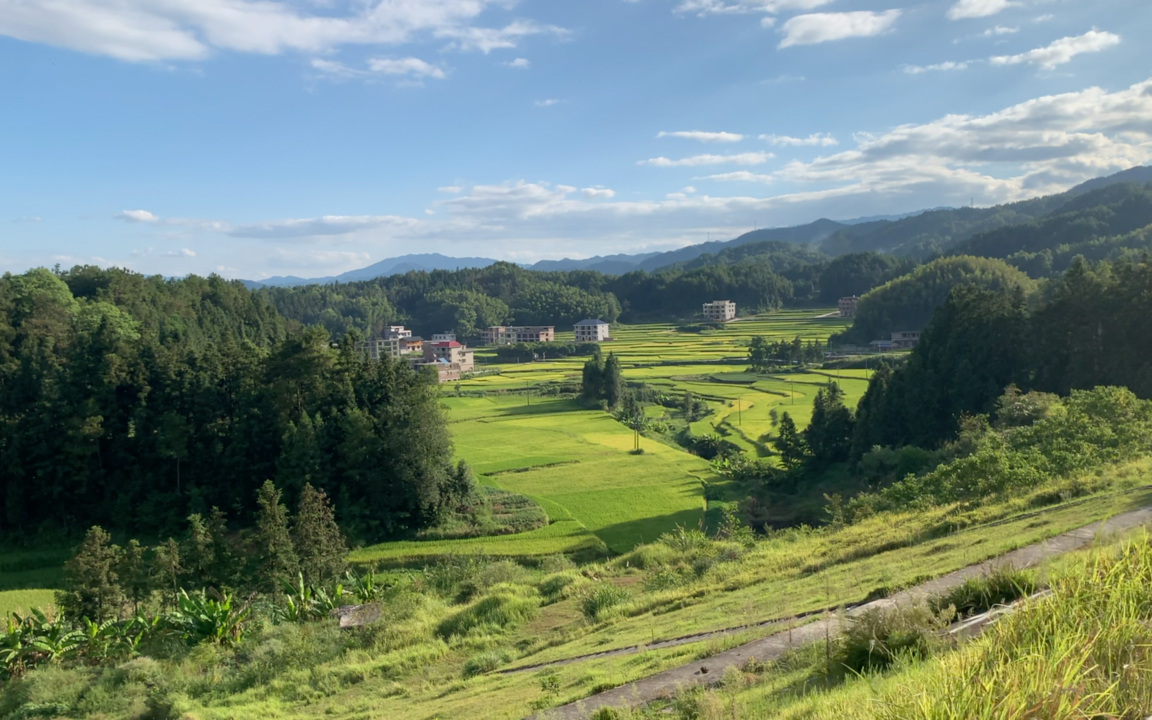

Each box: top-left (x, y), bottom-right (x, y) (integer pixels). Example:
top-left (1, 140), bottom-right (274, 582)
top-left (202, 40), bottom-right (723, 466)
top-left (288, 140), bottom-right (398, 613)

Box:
top-left (151, 538), bottom-right (182, 608)
top-left (603, 353), bottom-right (624, 409)
top-left (774, 413), bottom-right (808, 469)
top-left (581, 350), bottom-right (604, 402)
top-left (253, 480), bottom-right (299, 592)
top-left (804, 382), bottom-right (854, 464)
top-left (118, 539), bottom-right (152, 614)
top-left (292, 483), bottom-right (348, 586)
top-left (56, 526), bottom-right (124, 622)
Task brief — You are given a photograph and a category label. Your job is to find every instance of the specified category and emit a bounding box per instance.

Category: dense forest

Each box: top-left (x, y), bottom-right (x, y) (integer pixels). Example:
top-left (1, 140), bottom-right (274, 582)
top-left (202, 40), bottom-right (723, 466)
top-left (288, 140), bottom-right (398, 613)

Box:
top-left (0, 267), bottom-right (470, 541)
top-left (255, 251), bottom-right (923, 341)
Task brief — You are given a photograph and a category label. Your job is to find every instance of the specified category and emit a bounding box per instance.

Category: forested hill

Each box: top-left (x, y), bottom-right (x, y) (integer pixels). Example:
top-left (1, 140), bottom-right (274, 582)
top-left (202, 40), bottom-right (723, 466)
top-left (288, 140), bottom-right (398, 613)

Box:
top-left (0, 267), bottom-right (470, 540)
top-left (948, 182), bottom-right (1152, 275)
top-left (819, 168), bottom-right (1152, 259)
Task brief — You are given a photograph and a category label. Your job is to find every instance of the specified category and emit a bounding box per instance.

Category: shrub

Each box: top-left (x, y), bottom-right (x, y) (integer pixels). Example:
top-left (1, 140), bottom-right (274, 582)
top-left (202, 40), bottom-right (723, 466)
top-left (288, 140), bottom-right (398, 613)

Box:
top-left (660, 526), bottom-right (711, 553)
top-left (436, 587), bottom-right (538, 638)
top-left (931, 565), bottom-right (1036, 618)
top-left (537, 572), bottom-right (586, 603)
top-left (835, 603), bottom-right (952, 675)
top-left (580, 584), bottom-right (630, 622)
top-left (462, 649), bottom-right (513, 677)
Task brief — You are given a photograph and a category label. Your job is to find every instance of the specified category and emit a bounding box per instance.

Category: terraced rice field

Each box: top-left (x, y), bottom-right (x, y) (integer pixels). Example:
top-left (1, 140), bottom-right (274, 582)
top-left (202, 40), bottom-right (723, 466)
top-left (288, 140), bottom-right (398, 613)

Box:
top-left (358, 311), bottom-right (872, 563)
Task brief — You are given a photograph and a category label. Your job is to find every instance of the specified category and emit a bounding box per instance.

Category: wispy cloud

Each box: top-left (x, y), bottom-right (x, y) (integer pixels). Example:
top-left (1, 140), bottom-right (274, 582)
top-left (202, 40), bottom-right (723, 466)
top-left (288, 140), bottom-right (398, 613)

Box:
top-left (990, 29), bottom-right (1120, 70)
top-left (947, 0), bottom-right (1016, 21)
top-left (674, 0), bottom-right (833, 17)
top-left (535, 98), bottom-right (563, 107)
top-left (982, 25), bottom-right (1019, 37)
top-left (697, 171), bottom-right (776, 183)
top-left (903, 61), bottom-right (971, 74)
top-left (0, 0), bottom-right (564, 63)
top-left (581, 187), bottom-right (616, 199)
top-left (505, 57), bottom-right (530, 69)
top-left (657, 130), bottom-right (745, 143)
top-left (761, 133), bottom-right (838, 147)
top-left (639, 152), bottom-right (774, 167)
top-left (778, 10), bottom-right (902, 48)
top-left (311, 56), bottom-right (446, 82)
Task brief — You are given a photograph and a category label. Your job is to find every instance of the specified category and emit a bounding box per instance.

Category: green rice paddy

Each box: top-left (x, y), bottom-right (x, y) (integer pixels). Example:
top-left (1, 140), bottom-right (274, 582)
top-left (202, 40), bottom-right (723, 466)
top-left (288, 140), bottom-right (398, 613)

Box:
top-left (357, 310), bottom-right (874, 564)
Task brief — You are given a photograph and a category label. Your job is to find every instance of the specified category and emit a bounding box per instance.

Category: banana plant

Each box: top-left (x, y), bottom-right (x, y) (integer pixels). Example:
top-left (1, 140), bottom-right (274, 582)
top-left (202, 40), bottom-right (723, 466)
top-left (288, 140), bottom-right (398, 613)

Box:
top-left (345, 569), bottom-right (386, 603)
top-left (170, 590), bottom-right (250, 646)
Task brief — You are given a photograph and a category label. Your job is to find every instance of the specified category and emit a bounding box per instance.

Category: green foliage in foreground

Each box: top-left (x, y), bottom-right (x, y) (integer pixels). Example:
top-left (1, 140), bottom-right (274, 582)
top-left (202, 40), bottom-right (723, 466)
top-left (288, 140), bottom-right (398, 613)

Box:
top-left (611, 532), bottom-right (1152, 720)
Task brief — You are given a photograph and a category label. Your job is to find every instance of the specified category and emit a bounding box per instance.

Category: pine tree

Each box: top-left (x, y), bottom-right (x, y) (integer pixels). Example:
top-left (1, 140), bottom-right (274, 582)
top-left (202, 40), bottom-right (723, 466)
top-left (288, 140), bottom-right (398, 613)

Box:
top-left (276, 413), bottom-right (326, 495)
top-left (292, 483), bottom-right (348, 586)
top-left (151, 538), bottom-right (183, 609)
top-left (205, 507), bottom-right (239, 592)
top-left (603, 353), bottom-right (624, 409)
top-left (773, 413), bottom-right (808, 470)
top-left (254, 480), bottom-right (299, 592)
top-left (184, 513), bottom-right (214, 589)
top-left (581, 351), bottom-right (604, 402)
top-left (118, 539), bottom-right (152, 614)
top-left (56, 526), bottom-right (124, 622)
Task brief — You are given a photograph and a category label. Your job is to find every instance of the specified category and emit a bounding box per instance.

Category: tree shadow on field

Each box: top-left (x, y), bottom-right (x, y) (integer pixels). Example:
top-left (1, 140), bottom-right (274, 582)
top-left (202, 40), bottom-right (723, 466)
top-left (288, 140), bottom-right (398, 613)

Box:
top-left (593, 508), bottom-right (707, 555)
top-left (474, 399), bottom-right (584, 421)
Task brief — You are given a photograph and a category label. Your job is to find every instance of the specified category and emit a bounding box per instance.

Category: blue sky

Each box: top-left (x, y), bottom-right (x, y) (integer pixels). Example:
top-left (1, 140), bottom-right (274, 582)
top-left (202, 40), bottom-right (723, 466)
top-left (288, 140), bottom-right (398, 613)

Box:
top-left (2, 0), bottom-right (1150, 280)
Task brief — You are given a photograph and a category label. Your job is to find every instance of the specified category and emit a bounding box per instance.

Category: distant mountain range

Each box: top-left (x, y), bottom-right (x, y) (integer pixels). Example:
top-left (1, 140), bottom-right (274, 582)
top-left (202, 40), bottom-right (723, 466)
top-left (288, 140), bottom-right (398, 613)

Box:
top-left (241, 167), bottom-right (1152, 288)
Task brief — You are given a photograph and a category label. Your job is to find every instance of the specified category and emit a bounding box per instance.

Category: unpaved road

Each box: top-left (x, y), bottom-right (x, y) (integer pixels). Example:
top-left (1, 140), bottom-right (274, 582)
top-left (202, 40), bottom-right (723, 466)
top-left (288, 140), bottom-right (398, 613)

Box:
top-left (530, 504), bottom-right (1152, 720)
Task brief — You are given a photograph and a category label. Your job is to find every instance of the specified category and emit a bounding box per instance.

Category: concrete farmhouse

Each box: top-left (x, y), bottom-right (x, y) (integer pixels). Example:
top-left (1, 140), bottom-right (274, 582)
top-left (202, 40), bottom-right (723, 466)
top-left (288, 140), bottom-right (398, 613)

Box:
top-left (574, 319), bottom-right (611, 342)
top-left (479, 325), bottom-right (555, 345)
top-left (702, 300), bottom-right (736, 323)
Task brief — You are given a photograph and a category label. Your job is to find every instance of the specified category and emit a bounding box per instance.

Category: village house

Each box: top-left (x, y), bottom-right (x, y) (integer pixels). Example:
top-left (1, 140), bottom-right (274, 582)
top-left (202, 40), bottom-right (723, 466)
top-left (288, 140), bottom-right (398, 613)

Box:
top-left (574, 319), bottom-right (611, 342)
top-left (891, 331), bottom-right (921, 349)
top-left (479, 325), bottom-right (555, 345)
top-left (423, 341), bottom-right (475, 373)
top-left (431, 332), bottom-right (456, 343)
top-left (838, 296), bottom-right (859, 318)
top-left (702, 300), bottom-right (736, 323)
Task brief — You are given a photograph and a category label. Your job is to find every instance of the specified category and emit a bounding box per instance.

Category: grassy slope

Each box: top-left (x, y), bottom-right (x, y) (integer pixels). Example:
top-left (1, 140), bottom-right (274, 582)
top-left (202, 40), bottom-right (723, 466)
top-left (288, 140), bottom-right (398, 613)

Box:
top-left (0, 590), bottom-right (55, 619)
top-left (190, 462), bottom-right (1152, 720)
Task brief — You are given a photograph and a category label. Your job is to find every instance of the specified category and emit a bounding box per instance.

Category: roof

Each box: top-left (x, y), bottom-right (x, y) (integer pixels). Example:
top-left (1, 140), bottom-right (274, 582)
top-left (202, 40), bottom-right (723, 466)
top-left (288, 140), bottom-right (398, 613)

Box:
top-left (404, 336), bottom-right (424, 342)
top-left (432, 341), bottom-right (462, 348)
top-left (575, 319), bottom-right (608, 326)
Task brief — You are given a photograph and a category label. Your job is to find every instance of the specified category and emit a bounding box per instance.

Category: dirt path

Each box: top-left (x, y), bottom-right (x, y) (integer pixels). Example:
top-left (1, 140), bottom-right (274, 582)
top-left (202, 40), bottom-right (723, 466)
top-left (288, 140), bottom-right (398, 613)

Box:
top-left (530, 504), bottom-right (1152, 720)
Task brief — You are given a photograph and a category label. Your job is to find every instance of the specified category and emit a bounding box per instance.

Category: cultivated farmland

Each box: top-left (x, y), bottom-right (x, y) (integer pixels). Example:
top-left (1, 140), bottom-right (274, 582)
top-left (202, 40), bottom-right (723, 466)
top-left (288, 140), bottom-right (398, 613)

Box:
top-left (357, 310), bottom-right (872, 564)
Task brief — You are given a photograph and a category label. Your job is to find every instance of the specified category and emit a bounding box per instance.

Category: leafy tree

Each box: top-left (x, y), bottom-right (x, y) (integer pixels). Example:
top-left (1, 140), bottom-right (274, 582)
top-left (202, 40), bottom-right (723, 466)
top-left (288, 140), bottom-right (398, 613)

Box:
top-left (581, 351), bottom-right (604, 403)
top-left (253, 480), bottom-right (299, 592)
top-left (804, 383), bottom-right (854, 464)
top-left (603, 353), bottom-right (624, 409)
top-left (292, 483), bottom-right (348, 586)
top-left (118, 539), bottom-right (152, 614)
top-left (774, 413), bottom-right (808, 470)
top-left (56, 526), bottom-right (124, 622)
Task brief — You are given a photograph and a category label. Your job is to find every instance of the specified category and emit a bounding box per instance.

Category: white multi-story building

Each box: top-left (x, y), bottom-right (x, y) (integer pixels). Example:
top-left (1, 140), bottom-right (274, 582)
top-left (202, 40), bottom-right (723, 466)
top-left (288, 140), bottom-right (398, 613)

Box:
top-left (838, 296), bottom-right (859, 318)
top-left (479, 326), bottom-right (555, 345)
top-left (387, 325), bottom-right (412, 339)
top-left (431, 332), bottom-right (456, 343)
top-left (702, 300), bottom-right (736, 322)
top-left (574, 319), bottom-right (611, 342)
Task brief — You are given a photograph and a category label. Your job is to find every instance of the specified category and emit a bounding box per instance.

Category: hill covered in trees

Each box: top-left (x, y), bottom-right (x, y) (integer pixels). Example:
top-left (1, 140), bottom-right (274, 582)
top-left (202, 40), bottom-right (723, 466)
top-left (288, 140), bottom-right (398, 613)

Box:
top-left (0, 267), bottom-right (469, 541)
top-left (836, 256), bottom-right (1036, 344)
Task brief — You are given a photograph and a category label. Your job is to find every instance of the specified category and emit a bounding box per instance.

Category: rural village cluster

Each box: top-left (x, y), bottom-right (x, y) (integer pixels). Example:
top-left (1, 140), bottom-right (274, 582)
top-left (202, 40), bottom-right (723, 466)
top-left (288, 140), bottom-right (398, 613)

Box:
top-left (357, 298), bottom-right (919, 382)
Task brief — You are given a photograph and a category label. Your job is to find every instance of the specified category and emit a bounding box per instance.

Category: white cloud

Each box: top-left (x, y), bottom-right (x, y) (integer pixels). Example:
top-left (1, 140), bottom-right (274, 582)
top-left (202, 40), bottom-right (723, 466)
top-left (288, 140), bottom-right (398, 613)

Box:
top-left (903, 61), bottom-right (971, 74)
top-left (639, 152), bottom-right (774, 167)
top-left (368, 57), bottom-right (446, 79)
top-left (948, 0), bottom-right (1016, 21)
top-left (438, 186), bottom-right (462, 194)
top-left (312, 56), bottom-right (446, 81)
top-left (0, 0), bottom-right (563, 62)
top-left (505, 57), bottom-right (530, 69)
top-left (982, 25), bottom-right (1019, 37)
top-left (228, 215), bottom-right (418, 239)
top-left (164, 248), bottom-right (196, 257)
top-left (990, 30), bottom-right (1120, 70)
top-left (657, 130), bottom-right (744, 143)
top-left (698, 172), bottom-right (776, 183)
top-left (12, 216), bottom-right (42, 223)
top-left (581, 187), bottom-right (617, 199)
top-left (117, 209), bottom-right (159, 223)
top-left (1033, 14), bottom-right (1054, 23)
top-left (534, 98), bottom-right (562, 107)
top-left (674, 0), bottom-right (833, 17)
top-left (761, 133), bottom-right (838, 146)
top-left (104, 78), bottom-right (1152, 271)
top-left (682, 186), bottom-right (698, 194)
top-left (779, 11), bottom-right (902, 48)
